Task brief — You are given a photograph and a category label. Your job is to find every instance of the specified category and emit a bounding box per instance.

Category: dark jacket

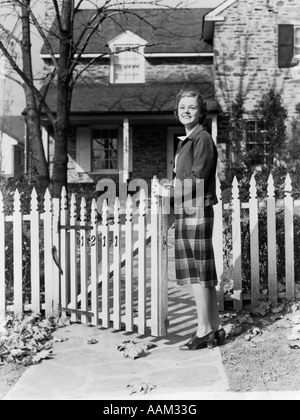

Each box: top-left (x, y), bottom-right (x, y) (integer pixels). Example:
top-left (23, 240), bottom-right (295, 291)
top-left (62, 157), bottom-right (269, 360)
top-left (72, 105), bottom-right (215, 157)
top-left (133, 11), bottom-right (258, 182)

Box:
top-left (171, 125), bottom-right (218, 207)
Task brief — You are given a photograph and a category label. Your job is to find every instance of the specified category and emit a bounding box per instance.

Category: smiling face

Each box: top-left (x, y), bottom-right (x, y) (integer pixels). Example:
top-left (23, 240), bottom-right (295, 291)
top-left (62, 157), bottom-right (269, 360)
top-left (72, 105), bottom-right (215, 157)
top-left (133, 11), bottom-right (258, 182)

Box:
top-left (177, 96), bottom-right (201, 132)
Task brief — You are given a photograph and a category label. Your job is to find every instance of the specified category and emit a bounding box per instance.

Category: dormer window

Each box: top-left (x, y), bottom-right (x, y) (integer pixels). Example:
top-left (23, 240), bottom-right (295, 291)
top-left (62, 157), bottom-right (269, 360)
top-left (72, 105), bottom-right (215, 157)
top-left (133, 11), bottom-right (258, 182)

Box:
top-left (109, 31), bottom-right (147, 84)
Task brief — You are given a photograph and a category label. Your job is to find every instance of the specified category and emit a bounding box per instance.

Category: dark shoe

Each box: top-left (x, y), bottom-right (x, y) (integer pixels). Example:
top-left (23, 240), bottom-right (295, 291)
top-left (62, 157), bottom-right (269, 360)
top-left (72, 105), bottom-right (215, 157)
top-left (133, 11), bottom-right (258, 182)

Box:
top-left (180, 332), bottom-right (215, 351)
top-left (215, 328), bottom-right (226, 345)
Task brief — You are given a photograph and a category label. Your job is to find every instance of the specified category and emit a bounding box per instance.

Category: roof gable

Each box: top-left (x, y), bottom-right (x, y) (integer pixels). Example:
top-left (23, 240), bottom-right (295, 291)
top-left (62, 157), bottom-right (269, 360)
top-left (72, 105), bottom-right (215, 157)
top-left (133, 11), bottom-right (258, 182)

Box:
top-left (41, 8), bottom-right (213, 56)
top-left (204, 0), bottom-right (238, 21)
top-left (108, 30), bottom-right (148, 49)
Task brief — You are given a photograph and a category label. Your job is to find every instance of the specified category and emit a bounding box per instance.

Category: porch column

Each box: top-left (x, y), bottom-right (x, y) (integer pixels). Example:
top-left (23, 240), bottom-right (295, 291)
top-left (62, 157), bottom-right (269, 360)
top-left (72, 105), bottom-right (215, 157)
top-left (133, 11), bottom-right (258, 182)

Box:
top-left (122, 118), bottom-right (130, 183)
top-left (211, 115), bottom-right (218, 144)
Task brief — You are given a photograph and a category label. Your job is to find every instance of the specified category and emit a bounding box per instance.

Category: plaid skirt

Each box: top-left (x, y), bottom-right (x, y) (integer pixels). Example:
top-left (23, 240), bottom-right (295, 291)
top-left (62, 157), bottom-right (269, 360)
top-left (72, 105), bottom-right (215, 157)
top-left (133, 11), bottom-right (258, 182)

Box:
top-left (175, 205), bottom-right (217, 288)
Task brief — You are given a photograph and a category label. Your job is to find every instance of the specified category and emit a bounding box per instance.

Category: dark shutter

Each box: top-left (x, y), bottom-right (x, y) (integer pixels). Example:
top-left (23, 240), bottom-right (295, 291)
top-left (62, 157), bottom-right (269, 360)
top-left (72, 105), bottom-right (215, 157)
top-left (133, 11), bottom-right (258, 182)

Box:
top-left (278, 24), bottom-right (296, 68)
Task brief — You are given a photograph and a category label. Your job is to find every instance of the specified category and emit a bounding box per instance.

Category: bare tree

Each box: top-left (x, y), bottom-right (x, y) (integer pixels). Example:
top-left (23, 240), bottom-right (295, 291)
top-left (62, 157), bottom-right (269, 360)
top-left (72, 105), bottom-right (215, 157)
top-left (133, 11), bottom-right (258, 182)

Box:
top-left (0, 0), bottom-right (184, 196)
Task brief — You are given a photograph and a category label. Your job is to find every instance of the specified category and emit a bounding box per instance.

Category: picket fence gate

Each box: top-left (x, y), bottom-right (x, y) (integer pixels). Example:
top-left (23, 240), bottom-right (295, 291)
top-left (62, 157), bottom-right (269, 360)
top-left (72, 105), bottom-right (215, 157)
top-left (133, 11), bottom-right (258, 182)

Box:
top-left (0, 173), bottom-right (299, 333)
top-left (0, 183), bottom-right (169, 337)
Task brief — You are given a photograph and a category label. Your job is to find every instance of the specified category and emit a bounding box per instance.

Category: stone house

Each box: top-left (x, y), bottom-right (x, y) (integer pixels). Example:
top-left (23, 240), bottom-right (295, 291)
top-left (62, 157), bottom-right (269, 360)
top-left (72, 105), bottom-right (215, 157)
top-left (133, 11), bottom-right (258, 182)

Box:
top-left (203, 0), bottom-right (300, 162)
top-left (41, 6), bottom-right (220, 191)
top-left (40, 0), bottom-right (300, 191)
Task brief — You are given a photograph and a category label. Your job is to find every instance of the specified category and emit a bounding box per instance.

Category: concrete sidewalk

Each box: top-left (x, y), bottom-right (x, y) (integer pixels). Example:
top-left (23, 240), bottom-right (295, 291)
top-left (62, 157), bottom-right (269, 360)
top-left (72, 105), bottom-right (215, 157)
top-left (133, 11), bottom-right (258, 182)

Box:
top-left (3, 321), bottom-right (300, 401)
top-left (2, 321), bottom-right (229, 400)
top-left (3, 231), bottom-right (300, 401)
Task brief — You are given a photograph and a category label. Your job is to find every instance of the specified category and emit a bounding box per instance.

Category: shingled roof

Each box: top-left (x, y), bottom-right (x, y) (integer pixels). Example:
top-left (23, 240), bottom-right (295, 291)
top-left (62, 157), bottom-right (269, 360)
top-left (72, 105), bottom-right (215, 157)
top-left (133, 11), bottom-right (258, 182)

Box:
top-left (44, 81), bottom-right (218, 115)
top-left (0, 116), bottom-right (25, 144)
top-left (41, 8), bottom-right (213, 55)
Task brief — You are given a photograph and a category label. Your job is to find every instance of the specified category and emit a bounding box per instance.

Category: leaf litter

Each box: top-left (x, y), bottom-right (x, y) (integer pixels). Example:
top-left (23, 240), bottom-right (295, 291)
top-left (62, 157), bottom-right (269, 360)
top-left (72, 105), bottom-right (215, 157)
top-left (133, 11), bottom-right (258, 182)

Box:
top-left (0, 313), bottom-right (70, 366)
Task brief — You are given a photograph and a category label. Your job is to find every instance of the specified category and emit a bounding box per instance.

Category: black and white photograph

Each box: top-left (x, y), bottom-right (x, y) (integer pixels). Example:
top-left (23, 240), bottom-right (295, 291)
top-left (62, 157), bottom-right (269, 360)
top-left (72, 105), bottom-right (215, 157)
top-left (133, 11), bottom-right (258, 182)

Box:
top-left (0, 0), bottom-right (300, 404)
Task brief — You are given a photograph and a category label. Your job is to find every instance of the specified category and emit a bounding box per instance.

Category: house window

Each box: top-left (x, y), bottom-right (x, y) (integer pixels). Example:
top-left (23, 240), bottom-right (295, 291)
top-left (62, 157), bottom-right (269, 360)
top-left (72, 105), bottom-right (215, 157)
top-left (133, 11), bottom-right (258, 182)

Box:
top-left (278, 24), bottom-right (300, 68)
top-left (109, 30), bottom-right (147, 84)
top-left (246, 120), bottom-right (269, 164)
top-left (113, 45), bottom-right (144, 83)
top-left (92, 129), bottom-right (119, 171)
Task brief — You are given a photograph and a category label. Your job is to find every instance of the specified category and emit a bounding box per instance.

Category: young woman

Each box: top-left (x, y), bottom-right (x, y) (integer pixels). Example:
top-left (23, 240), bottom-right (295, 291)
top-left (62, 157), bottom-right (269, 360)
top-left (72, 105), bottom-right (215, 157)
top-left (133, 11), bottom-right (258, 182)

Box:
top-left (153, 89), bottom-right (225, 350)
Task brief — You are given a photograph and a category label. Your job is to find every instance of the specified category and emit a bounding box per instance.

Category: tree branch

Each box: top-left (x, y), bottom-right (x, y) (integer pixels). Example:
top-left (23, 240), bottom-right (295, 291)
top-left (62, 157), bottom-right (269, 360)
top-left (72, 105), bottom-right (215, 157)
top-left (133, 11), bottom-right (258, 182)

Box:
top-left (28, 7), bottom-right (59, 69)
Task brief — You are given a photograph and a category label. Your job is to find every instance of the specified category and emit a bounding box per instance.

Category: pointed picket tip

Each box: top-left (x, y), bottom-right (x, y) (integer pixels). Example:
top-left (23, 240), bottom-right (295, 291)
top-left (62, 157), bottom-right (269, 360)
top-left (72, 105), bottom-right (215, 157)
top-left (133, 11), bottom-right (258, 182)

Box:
top-left (285, 173), bottom-right (292, 193)
top-left (61, 187), bottom-right (68, 210)
top-left (250, 174), bottom-right (257, 200)
top-left (91, 198), bottom-right (98, 223)
top-left (70, 193), bottom-right (77, 218)
top-left (91, 198), bottom-right (97, 213)
top-left (126, 194), bottom-right (133, 221)
top-left (13, 189), bottom-right (21, 213)
top-left (43, 188), bottom-right (52, 213)
top-left (139, 189), bottom-right (147, 215)
top-left (267, 173), bottom-right (275, 197)
top-left (30, 188), bottom-right (39, 212)
top-left (114, 196), bottom-right (120, 213)
top-left (232, 176), bottom-right (240, 200)
top-left (80, 196), bottom-right (87, 221)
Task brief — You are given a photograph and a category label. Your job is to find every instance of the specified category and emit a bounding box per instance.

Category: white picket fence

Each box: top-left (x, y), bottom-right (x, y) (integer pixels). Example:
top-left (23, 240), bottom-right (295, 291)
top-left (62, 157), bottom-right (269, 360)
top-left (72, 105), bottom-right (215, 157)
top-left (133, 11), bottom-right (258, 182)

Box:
top-left (0, 173), bottom-right (299, 332)
top-left (0, 184), bottom-right (169, 337)
top-left (213, 172), bottom-right (298, 311)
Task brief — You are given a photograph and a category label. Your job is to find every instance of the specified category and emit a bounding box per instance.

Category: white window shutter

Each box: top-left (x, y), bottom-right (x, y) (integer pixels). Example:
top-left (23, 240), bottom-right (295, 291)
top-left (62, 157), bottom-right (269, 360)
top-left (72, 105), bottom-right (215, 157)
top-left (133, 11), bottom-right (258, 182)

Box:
top-left (76, 127), bottom-right (91, 173)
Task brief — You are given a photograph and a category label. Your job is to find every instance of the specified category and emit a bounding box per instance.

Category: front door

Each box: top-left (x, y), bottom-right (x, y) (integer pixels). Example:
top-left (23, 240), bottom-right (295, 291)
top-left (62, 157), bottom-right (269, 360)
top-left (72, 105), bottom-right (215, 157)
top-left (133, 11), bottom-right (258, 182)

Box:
top-left (167, 127), bottom-right (185, 181)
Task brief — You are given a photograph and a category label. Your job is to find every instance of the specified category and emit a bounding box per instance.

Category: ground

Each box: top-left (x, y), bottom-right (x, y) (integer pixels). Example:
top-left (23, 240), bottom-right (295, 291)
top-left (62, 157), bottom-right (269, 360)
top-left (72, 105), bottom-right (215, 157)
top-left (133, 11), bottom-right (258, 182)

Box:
top-left (219, 307), bottom-right (300, 392)
top-left (1, 304), bottom-right (300, 398)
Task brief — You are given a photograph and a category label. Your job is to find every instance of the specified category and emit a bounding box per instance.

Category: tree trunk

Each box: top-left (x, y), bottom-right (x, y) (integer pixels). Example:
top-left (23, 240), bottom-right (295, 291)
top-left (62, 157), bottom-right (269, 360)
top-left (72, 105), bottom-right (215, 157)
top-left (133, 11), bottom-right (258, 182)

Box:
top-left (21, 0), bottom-right (50, 190)
top-left (50, 0), bottom-right (73, 197)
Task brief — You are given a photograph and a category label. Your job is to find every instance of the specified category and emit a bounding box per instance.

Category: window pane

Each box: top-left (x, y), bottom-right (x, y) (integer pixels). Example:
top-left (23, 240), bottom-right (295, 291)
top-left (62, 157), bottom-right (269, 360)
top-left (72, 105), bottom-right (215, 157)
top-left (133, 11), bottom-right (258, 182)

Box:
top-left (92, 129), bottom-right (118, 171)
top-left (114, 44), bottom-right (142, 83)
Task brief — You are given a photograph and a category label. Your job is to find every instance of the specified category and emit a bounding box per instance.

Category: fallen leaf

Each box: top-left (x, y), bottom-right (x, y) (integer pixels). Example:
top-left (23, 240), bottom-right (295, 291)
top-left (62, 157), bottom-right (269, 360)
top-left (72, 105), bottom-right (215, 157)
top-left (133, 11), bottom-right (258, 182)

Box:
top-left (118, 340), bottom-right (157, 360)
top-left (32, 350), bottom-right (54, 364)
top-left (87, 338), bottom-right (98, 345)
top-left (289, 343), bottom-right (300, 350)
top-left (53, 336), bottom-right (68, 343)
top-left (127, 381), bottom-right (156, 395)
top-left (271, 305), bottom-right (284, 314)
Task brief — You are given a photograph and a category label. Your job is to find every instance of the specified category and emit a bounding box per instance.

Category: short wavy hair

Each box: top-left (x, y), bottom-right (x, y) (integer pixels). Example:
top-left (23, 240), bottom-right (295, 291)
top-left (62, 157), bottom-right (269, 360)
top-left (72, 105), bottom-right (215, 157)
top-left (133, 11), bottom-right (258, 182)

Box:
top-left (174, 89), bottom-right (207, 125)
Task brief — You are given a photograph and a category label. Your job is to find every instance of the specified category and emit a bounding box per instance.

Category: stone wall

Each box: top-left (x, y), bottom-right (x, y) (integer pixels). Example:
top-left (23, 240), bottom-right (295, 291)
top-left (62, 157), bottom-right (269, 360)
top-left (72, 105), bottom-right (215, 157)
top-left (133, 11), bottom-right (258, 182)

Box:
top-left (213, 0), bottom-right (300, 133)
top-left (75, 58), bottom-right (213, 85)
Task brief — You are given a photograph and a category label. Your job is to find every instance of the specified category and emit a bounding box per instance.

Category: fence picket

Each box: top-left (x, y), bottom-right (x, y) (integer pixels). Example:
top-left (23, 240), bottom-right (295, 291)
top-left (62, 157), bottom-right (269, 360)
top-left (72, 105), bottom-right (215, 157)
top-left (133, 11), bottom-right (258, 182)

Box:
top-left (69, 194), bottom-right (78, 322)
top-left (80, 197), bottom-right (88, 324)
top-left (13, 190), bottom-right (23, 317)
top-left (30, 189), bottom-right (40, 315)
top-left (101, 199), bottom-right (110, 328)
top-left (90, 198), bottom-right (99, 326)
top-left (43, 189), bottom-right (53, 317)
top-left (267, 174), bottom-right (277, 304)
top-left (150, 180), bottom-right (159, 336)
top-left (231, 177), bottom-right (242, 310)
top-left (125, 195), bottom-right (134, 331)
top-left (52, 198), bottom-right (61, 317)
top-left (249, 175), bottom-right (260, 306)
top-left (0, 191), bottom-right (5, 320)
top-left (60, 187), bottom-right (69, 316)
top-left (137, 189), bottom-right (147, 335)
top-left (285, 174), bottom-right (294, 300)
top-left (113, 197), bottom-right (122, 330)
top-left (213, 177), bottom-right (224, 311)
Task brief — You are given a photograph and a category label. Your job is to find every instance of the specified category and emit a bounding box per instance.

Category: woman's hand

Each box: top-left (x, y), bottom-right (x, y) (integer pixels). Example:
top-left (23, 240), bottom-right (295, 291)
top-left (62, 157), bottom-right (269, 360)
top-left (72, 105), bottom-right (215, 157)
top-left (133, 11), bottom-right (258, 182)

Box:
top-left (152, 179), bottom-right (171, 198)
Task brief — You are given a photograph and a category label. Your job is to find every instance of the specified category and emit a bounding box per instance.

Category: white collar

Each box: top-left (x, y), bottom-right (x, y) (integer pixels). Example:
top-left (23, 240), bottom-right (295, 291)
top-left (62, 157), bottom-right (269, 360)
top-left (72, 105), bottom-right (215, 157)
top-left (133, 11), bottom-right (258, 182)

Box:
top-left (177, 124), bottom-right (200, 141)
